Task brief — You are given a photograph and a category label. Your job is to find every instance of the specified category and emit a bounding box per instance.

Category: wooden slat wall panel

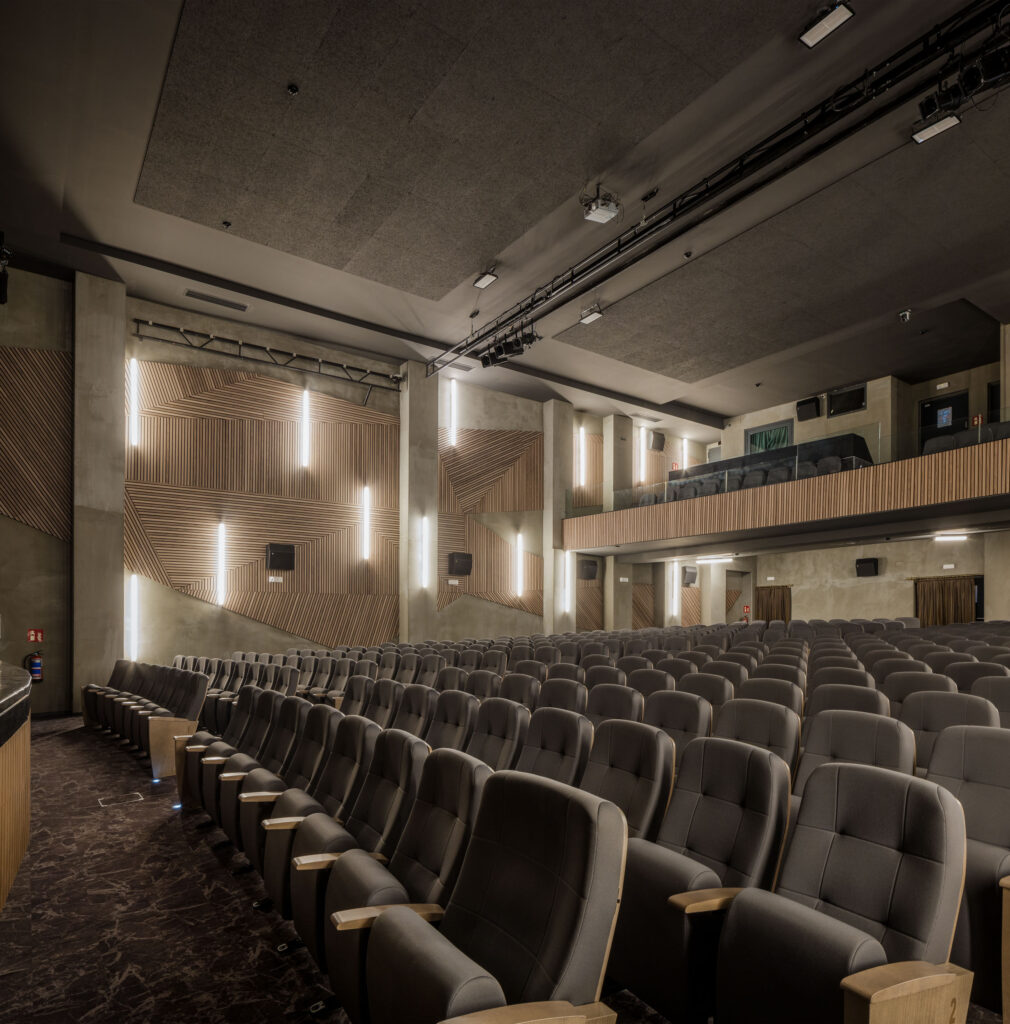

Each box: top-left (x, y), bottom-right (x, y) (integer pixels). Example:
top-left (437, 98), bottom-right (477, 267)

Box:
top-left (572, 431), bottom-right (604, 508)
top-left (564, 440), bottom-right (1010, 550)
top-left (0, 348), bottom-right (73, 541)
top-left (726, 588), bottom-right (743, 615)
top-left (577, 579), bottom-right (603, 632)
top-left (632, 584), bottom-right (655, 630)
top-left (0, 719), bottom-right (30, 913)
top-left (681, 587), bottom-right (702, 627)
top-left (125, 361), bottom-right (398, 646)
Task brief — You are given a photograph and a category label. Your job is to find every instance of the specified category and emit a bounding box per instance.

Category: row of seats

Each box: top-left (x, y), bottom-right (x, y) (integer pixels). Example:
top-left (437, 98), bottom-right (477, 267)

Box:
top-left (922, 419), bottom-right (1010, 455)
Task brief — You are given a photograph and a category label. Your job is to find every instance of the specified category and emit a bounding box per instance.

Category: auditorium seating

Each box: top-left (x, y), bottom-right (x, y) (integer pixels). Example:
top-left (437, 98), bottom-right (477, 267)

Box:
top-left (514, 707), bottom-right (592, 785)
top-left (898, 691), bottom-right (999, 773)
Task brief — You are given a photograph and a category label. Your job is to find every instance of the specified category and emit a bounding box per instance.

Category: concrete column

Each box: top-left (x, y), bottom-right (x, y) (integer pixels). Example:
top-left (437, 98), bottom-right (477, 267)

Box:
top-left (399, 360), bottom-right (438, 642)
top-left (603, 556), bottom-right (633, 630)
top-left (603, 413), bottom-right (632, 512)
top-left (1001, 323), bottom-right (1009, 422)
top-left (652, 562), bottom-right (668, 626)
top-left (73, 272), bottom-right (126, 701)
top-left (985, 530), bottom-right (1010, 620)
top-left (542, 400), bottom-right (574, 634)
top-left (700, 563), bottom-right (728, 625)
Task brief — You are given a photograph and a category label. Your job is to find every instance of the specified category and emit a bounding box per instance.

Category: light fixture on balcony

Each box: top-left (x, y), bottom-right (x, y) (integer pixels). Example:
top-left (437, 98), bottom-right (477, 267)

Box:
top-left (933, 533), bottom-right (968, 542)
top-left (799, 3), bottom-right (854, 48)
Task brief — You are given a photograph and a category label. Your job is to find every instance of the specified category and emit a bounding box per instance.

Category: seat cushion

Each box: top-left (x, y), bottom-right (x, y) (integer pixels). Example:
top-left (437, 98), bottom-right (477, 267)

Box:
top-left (367, 904), bottom-right (506, 1024)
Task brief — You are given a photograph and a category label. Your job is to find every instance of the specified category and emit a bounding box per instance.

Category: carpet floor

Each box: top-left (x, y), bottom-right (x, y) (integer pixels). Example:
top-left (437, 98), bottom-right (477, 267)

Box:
top-left (0, 717), bottom-right (1001, 1024)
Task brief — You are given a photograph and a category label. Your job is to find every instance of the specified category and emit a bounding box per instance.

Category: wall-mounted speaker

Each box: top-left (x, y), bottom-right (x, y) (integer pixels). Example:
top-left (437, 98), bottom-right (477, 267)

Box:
top-left (266, 543), bottom-right (295, 571)
top-left (577, 559), bottom-right (598, 581)
top-left (681, 565), bottom-right (698, 587)
top-left (855, 557), bottom-right (879, 577)
top-left (648, 430), bottom-right (666, 451)
top-left (796, 396), bottom-right (821, 421)
top-left (448, 552), bottom-right (473, 576)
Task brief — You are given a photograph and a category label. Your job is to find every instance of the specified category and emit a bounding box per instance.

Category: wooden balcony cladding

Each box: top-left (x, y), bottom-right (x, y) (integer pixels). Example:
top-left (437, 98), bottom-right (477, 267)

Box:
top-left (563, 439), bottom-right (1010, 551)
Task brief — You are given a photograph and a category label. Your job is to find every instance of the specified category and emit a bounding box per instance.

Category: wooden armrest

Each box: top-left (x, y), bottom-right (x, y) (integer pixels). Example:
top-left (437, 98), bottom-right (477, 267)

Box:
top-left (138, 710), bottom-right (153, 716)
top-left (262, 816), bottom-right (305, 830)
top-left (1000, 875), bottom-right (1010, 890)
top-left (174, 734), bottom-right (194, 743)
top-left (185, 744), bottom-right (209, 752)
top-left (332, 902), bottom-right (444, 931)
top-left (293, 852), bottom-right (344, 871)
top-left (369, 852), bottom-right (388, 864)
top-left (201, 756), bottom-right (228, 764)
top-left (667, 887), bottom-right (743, 915)
top-left (238, 791), bottom-right (281, 803)
top-left (439, 1001), bottom-right (616, 1024)
top-left (218, 771), bottom-right (249, 782)
top-left (841, 961), bottom-right (972, 1024)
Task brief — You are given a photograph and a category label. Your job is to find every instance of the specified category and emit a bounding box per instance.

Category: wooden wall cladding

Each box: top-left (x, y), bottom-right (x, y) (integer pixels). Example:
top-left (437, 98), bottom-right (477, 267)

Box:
top-left (0, 347), bottom-right (73, 540)
top-left (438, 427), bottom-right (544, 616)
top-left (726, 588), bottom-right (743, 614)
top-left (576, 578), bottom-right (603, 632)
top-left (564, 439), bottom-right (1010, 551)
top-left (0, 718), bottom-right (30, 913)
top-left (681, 587), bottom-right (702, 628)
top-left (572, 430), bottom-right (603, 508)
top-left (125, 361), bottom-right (399, 646)
top-left (632, 584), bottom-right (655, 630)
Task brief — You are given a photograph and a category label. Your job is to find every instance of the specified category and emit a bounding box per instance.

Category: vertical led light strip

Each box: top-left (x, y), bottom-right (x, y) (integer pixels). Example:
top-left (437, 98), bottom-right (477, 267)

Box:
top-left (300, 389), bottom-right (310, 467)
top-left (682, 436), bottom-right (689, 470)
top-left (128, 358), bottom-right (140, 446)
top-left (578, 425), bottom-right (587, 487)
top-left (638, 426), bottom-right (647, 483)
top-left (563, 550), bottom-right (573, 615)
top-left (670, 560), bottom-right (681, 622)
top-left (362, 485), bottom-right (371, 559)
top-left (516, 532), bottom-right (524, 596)
top-left (421, 516), bottom-right (430, 588)
top-left (216, 522), bottom-right (227, 606)
top-left (128, 573), bottom-right (139, 660)
top-left (449, 378), bottom-right (457, 446)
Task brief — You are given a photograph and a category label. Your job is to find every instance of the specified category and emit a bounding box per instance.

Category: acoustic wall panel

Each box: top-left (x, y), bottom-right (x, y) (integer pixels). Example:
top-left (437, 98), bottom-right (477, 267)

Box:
top-left (576, 578), bottom-right (604, 632)
top-left (572, 430), bottom-right (604, 509)
top-left (125, 361), bottom-right (398, 646)
top-left (632, 584), bottom-right (655, 630)
top-left (681, 587), bottom-right (702, 627)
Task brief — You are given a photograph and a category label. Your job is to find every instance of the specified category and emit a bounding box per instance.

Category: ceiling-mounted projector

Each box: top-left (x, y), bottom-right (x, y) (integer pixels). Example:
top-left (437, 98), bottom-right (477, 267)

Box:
top-left (583, 197), bottom-right (620, 223)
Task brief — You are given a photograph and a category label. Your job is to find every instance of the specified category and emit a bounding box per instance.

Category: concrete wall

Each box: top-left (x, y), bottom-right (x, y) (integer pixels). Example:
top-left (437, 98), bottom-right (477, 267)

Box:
top-left (984, 531), bottom-right (1010, 621)
top-left (755, 537), bottom-right (986, 620)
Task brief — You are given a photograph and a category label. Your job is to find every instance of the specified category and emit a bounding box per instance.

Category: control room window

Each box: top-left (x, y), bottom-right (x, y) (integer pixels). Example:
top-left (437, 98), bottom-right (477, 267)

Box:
top-left (745, 419), bottom-right (794, 454)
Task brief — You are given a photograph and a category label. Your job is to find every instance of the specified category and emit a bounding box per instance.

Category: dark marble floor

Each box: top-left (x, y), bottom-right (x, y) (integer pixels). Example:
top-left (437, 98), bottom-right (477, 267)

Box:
top-left (0, 717), bottom-right (1001, 1024)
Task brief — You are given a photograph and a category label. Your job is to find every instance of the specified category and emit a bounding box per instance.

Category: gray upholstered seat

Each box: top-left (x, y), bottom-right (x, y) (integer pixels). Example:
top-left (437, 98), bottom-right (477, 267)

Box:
top-left (716, 763), bottom-right (966, 1024)
top-left (713, 698), bottom-right (800, 772)
top-left (415, 654), bottom-right (446, 688)
top-left (360, 678), bottom-right (405, 728)
top-left (606, 737), bottom-right (790, 1023)
top-left (375, 650), bottom-right (400, 680)
top-left (678, 672), bottom-right (733, 725)
top-left (580, 653), bottom-right (616, 671)
top-left (335, 675), bottom-right (373, 717)
top-left (579, 720), bottom-right (674, 841)
top-left (927, 725), bottom-right (1010, 1013)
top-left (512, 658), bottom-right (547, 683)
top-left (463, 668), bottom-right (501, 700)
top-left (545, 661), bottom-right (586, 684)
top-left (749, 662), bottom-right (806, 688)
top-left (585, 682), bottom-right (644, 728)
top-left (514, 707), bottom-right (593, 786)
top-left (643, 690), bottom-right (712, 766)
top-left (433, 665), bottom-right (468, 692)
top-left (323, 748), bottom-right (492, 1023)
top-left (705, 659), bottom-right (749, 686)
top-left (739, 678), bottom-right (804, 715)
top-left (479, 649), bottom-right (508, 676)
top-left (387, 683), bottom-right (437, 737)
top-left (882, 670), bottom-right (955, 717)
top-left (364, 771), bottom-right (627, 1024)
top-left (680, 650), bottom-right (712, 669)
top-left (627, 667), bottom-right (674, 697)
top-left (537, 677), bottom-right (588, 714)
top-left (971, 675), bottom-right (1010, 727)
top-left (870, 656), bottom-right (928, 687)
top-left (655, 656), bottom-right (697, 681)
top-left (393, 652), bottom-right (420, 685)
top-left (948, 660), bottom-right (1010, 693)
top-left (808, 665), bottom-right (875, 693)
top-left (616, 654), bottom-right (653, 675)
top-left (464, 697), bottom-right (530, 770)
top-left (721, 650), bottom-right (758, 673)
top-left (423, 689), bottom-right (479, 751)
top-left (456, 649), bottom-right (482, 673)
top-left (584, 664), bottom-right (626, 689)
top-left (899, 691), bottom-right (1000, 773)
top-left (925, 650), bottom-right (978, 673)
top-left (499, 671), bottom-right (540, 707)
top-left (801, 683), bottom-right (889, 744)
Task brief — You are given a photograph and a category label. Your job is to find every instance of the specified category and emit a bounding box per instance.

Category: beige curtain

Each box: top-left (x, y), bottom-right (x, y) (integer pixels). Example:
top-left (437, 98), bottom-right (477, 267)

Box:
top-left (914, 576), bottom-right (975, 627)
top-left (755, 586), bottom-right (791, 623)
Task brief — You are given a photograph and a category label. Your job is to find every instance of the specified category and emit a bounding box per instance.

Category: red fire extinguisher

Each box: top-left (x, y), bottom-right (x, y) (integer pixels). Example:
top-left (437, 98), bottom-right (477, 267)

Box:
top-left (23, 651), bottom-right (42, 683)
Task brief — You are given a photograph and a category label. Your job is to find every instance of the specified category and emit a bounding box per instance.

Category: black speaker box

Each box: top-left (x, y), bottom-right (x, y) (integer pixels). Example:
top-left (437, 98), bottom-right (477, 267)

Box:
top-left (681, 565), bottom-right (698, 587)
top-left (855, 557), bottom-right (879, 577)
top-left (266, 543), bottom-right (295, 571)
top-left (648, 430), bottom-right (666, 451)
top-left (796, 396), bottom-right (821, 421)
top-left (577, 559), bottom-right (598, 581)
top-left (448, 552), bottom-right (473, 576)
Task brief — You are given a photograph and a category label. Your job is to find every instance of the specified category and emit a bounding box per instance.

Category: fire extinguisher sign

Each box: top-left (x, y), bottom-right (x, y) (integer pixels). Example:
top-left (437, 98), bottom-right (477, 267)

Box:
top-left (27, 628), bottom-right (44, 642)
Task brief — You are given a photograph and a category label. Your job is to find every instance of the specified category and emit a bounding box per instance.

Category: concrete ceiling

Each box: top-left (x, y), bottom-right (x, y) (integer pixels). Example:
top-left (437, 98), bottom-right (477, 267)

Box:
top-left (0, 0), bottom-right (1007, 441)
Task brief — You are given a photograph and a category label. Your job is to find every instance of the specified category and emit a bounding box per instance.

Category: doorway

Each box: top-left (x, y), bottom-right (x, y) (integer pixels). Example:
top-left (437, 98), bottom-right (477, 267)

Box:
top-left (919, 391), bottom-right (969, 453)
top-left (755, 585), bottom-right (791, 623)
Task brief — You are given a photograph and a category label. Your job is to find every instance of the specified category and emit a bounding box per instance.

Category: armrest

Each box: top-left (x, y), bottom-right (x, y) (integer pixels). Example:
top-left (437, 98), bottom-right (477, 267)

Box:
top-left (138, 710), bottom-right (153, 716)
top-left (332, 902), bottom-right (444, 931)
top-left (439, 1001), bottom-right (616, 1024)
top-left (238, 791), bottom-right (281, 803)
top-left (175, 734), bottom-right (195, 743)
top-left (262, 816), bottom-right (305, 831)
top-left (1000, 875), bottom-right (1010, 890)
top-left (185, 744), bottom-right (209, 752)
top-left (369, 852), bottom-right (389, 864)
top-left (841, 961), bottom-right (972, 1024)
top-left (218, 771), bottom-right (249, 782)
top-left (201, 756), bottom-right (228, 764)
top-left (293, 852), bottom-right (344, 871)
top-left (668, 887), bottom-right (743, 915)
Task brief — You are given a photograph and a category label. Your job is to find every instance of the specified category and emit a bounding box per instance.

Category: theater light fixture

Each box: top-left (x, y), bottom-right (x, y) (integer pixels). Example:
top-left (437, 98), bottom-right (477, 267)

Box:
top-left (129, 358), bottom-right (140, 446)
top-left (799, 3), bottom-right (854, 48)
top-left (516, 532), bottom-right (524, 596)
top-left (578, 425), bottom-right (587, 487)
top-left (934, 533), bottom-right (968, 542)
top-left (421, 516), bottom-right (430, 588)
top-left (638, 426), bottom-right (647, 484)
top-left (912, 115), bottom-right (960, 144)
top-left (449, 378), bottom-right (457, 446)
top-left (681, 436), bottom-right (689, 470)
top-left (697, 556), bottom-right (732, 564)
top-left (580, 184), bottom-right (621, 223)
top-left (216, 522), bottom-right (227, 606)
top-left (579, 304), bottom-right (603, 325)
top-left (670, 560), bottom-right (681, 620)
top-left (127, 573), bottom-right (139, 661)
top-left (300, 389), bottom-right (310, 467)
top-left (473, 269), bottom-right (498, 290)
top-left (362, 485), bottom-right (371, 559)
top-left (563, 550), bottom-right (573, 615)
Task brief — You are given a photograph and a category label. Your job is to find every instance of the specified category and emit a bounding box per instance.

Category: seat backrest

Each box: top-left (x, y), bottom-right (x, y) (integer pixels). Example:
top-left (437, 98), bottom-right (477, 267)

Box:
top-left (794, 710), bottom-right (915, 797)
top-left (924, 651), bottom-right (977, 673)
top-left (424, 689), bottom-right (479, 751)
top-left (546, 662), bottom-right (585, 684)
top-left (241, 688), bottom-right (285, 759)
top-left (331, 658), bottom-right (356, 691)
top-left (434, 666), bottom-right (469, 692)
top-left (580, 653), bottom-right (616, 672)
top-left (678, 673), bottom-right (733, 723)
top-left (579, 720), bottom-right (674, 841)
top-left (721, 650), bottom-right (758, 672)
top-left (584, 664), bottom-right (626, 690)
top-left (802, 683), bottom-right (889, 743)
top-left (705, 660), bottom-right (748, 687)
top-left (586, 683), bottom-right (644, 727)
top-left (220, 684), bottom-right (262, 748)
top-left (947, 660), bottom-right (1010, 692)
top-left (480, 649), bottom-right (508, 676)
top-left (361, 678), bottom-right (406, 729)
top-left (616, 655), bottom-right (652, 675)
top-left (714, 698), bottom-right (800, 772)
top-left (258, 695), bottom-right (311, 775)
top-left (416, 654), bottom-right (447, 687)
top-left (871, 657), bottom-right (928, 686)
top-left (750, 662), bottom-right (806, 688)
top-left (512, 659), bottom-right (547, 683)
top-left (507, 644), bottom-right (535, 668)
top-left (627, 668), bottom-right (674, 698)
top-left (388, 683), bottom-right (438, 737)
top-left (345, 728), bottom-right (430, 856)
top-left (464, 669), bottom-right (501, 701)
top-left (882, 670), bottom-right (955, 716)
top-left (970, 675), bottom-right (1010, 727)
top-left (376, 650), bottom-right (400, 680)
top-left (309, 714), bottom-right (381, 816)
top-left (739, 678), bottom-right (804, 716)
top-left (374, 747), bottom-right (493, 910)
top-left (286, 703), bottom-right (342, 791)
top-left (464, 697), bottom-right (531, 770)
top-left (898, 691), bottom-right (1000, 768)
top-left (655, 737), bottom-right (790, 889)
top-left (441, 771), bottom-right (627, 1007)
top-left (515, 707), bottom-right (594, 786)
top-left (538, 678), bottom-right (588, 714)
top-left (777, 762), bottom-right (966, 964)
top-left (340, 675), bottom-right (374, 718)
top-left (808, 665), bottom-right (875, 692)
top-left (643, 690), bottom-right (712, 766)
top-left (652, 657), bottom-right (692, 683)
top-left (534, 645), bottom-right (561, 666)
top-left (499, 672), bottom-right (540, 708)
top-left (457, 650), bottom-right (482, 672)
top-left (394, 653), bottom-right (421, 685)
